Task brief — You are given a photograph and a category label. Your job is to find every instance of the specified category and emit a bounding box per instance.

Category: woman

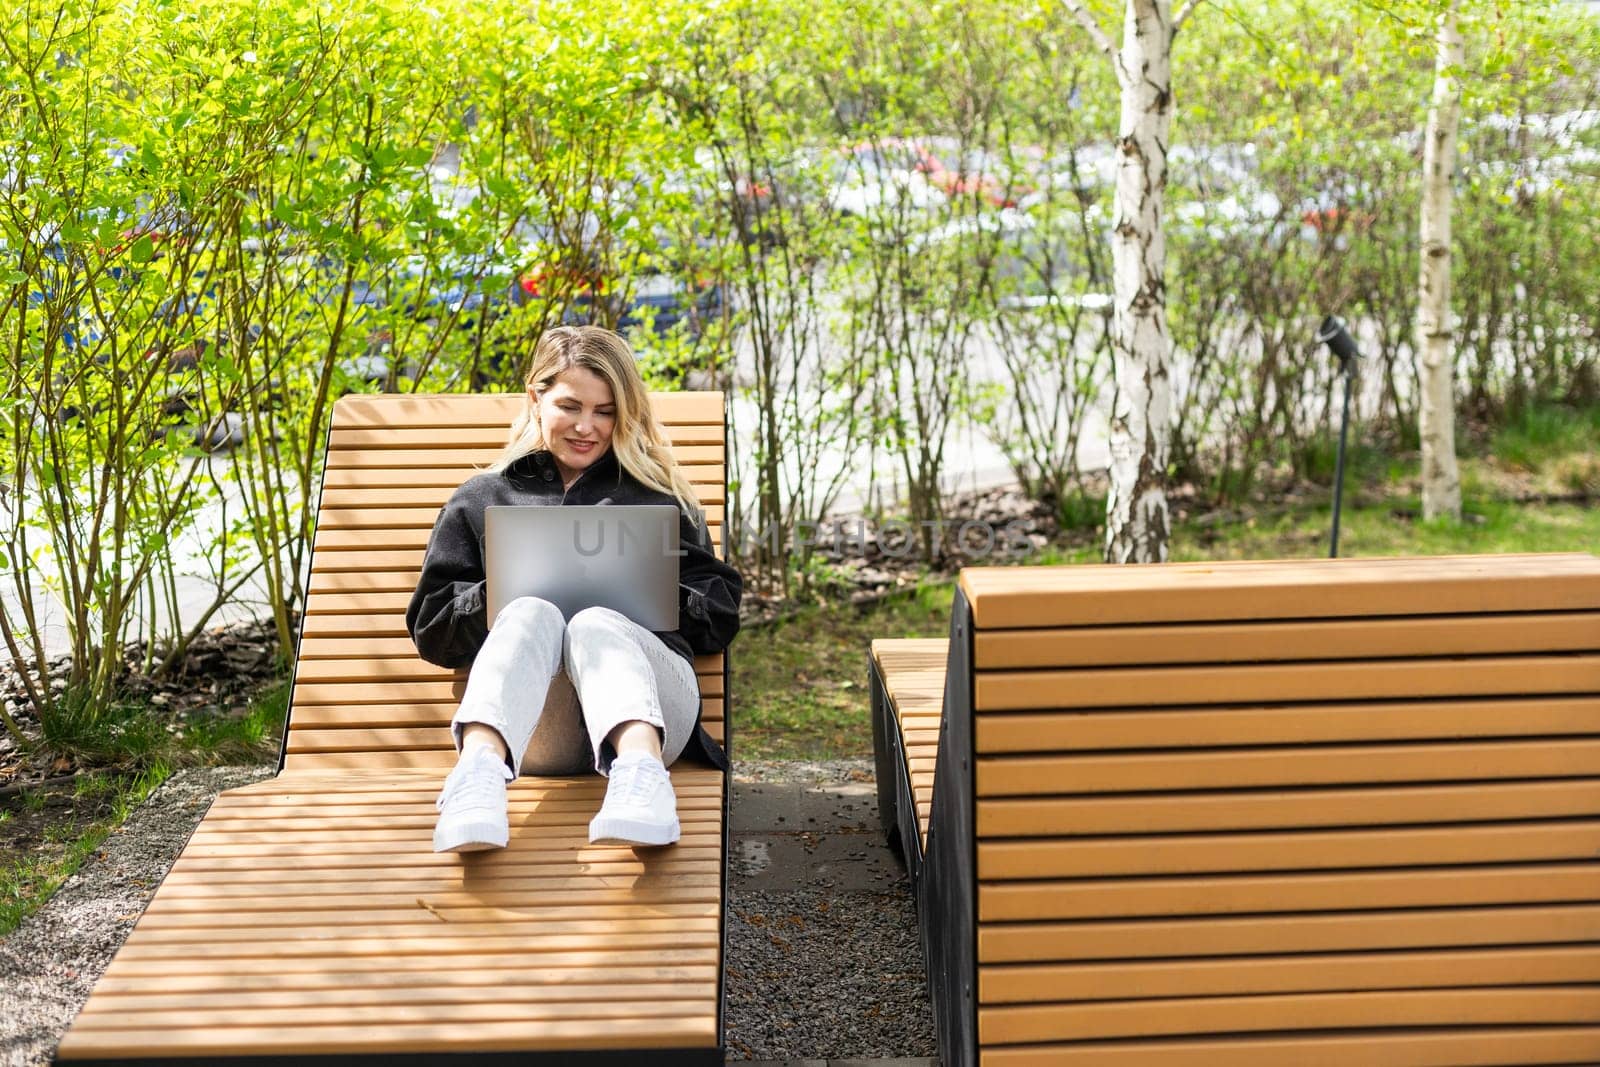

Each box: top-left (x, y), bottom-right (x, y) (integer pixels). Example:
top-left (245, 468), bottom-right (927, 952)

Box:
top-left (405, 325), bottom-right (741, 853)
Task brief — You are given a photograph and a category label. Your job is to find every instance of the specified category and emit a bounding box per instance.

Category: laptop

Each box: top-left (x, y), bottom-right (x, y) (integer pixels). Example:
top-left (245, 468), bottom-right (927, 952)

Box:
top-left (483, 505), bottom-right (681, 630)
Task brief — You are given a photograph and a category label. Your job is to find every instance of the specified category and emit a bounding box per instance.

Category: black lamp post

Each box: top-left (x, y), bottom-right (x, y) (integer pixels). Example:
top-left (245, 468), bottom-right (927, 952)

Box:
top-left (1315, 314), bottom-right (1362, 559)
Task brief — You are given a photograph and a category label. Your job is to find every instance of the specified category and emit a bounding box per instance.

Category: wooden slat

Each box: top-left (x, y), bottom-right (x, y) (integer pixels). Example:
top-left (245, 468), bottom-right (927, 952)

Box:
top-left (959, 554), bottom-right (1600, 629)
top-left (294, 636), bottom-right (723, 676)
top-left (94, 945), bottom-right (718, 979)
top-left (86, 966), bottom-right (719, 996)
top-left (58, 1016), bottom-right (716, 1058)
top-left (286, 679), bottom-right (717, 705)
top-left (975, 738), bottom-right (1600, 795)
top-left (207, 798), bottom-right (724, 817)
top-left (973, 612), bottom-right (1600, 668)
top-left (278, 750), bottom-right (481, 771)
top-left (304, 592), bottom-right (445, 615)
top-left (326, 444), bottom-right (727, 468)
top-left (76, 986), bottom-right (716, 1024)
top-left (281, 729), bottom-right (724, 772)
top-left (307, 559), bottom-right (726, 591)
top-left (122, 915), bottom-right (721, 946)
top-left (114, 929), bottom-right (720, 961)
top-left (193, 813), bottom-right (723, 837)
top-left (978, 988), bottom-right (1600, 1045)
top-left (975, 697), bottom-right (1600, 753)
top-left (283, 723), bottom-right (728, 754)
top-left (123, 916), bottom-right (720, 947)
top-left (974, 655), bottom-right (1600, 711)
top-left (309, 563), bottom-right (724, 597)
top-left (221, 766), bottom-right (719, 793)
top-left (976, 820), bottom-right (1600, 879)
top-left (316, 482), bottom-right (725, 510)
top-left (979, 944), bottom-right (1600, 1003)
top-left (144, 870), bottom-right (720, 898)
top-left (205, 796), bottom-right (724, 820)
top-left (310, 523), bottom-right (723, 552)
top-left (146, 890), bottom-right (720, 916)
top-left (978, 1026), bottom-right (1600, 1067)
top-left (184, 819), bottom-right (729, 843)
top-left (143, 891), bottom-right (721, 916)
top-left (976, 779), bottom-right (1600, 835)
top-left (976, 904), bottom-right (1600, 962)
top-left (176, 830), bottom-right (721, 860)
top-left (290, 658), bottom-right (726, 692)
top-left (163, 853), bottom-right (721, 880)
top-left (327, 391), bottom-right (724, 429)
top-left (329, 424), bottom-right (724, 449)
top-left (319, 463), bottom-right (726, 490)
top-left (286, 697), bottom-right (725, 729)
top-left (314, 505), bottom-right (727, 531)
top-left (71, 993), bottom-right (719, 1028)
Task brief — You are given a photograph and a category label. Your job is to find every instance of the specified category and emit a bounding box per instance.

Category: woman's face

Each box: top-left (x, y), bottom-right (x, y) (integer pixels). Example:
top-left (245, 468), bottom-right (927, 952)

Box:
top-left (531, 366), bottom-right (617, 484)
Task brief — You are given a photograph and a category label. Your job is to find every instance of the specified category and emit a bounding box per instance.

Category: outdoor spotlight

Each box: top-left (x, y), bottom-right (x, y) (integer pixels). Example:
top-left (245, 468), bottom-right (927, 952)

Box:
top-left (1316, 314), bottom-right (1362, 369)
top-left (1316, 314), bottom-right (1363, 559)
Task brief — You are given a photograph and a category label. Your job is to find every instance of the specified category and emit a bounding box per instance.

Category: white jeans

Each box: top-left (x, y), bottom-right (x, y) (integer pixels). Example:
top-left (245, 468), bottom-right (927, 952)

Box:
top-left (450, 596), bottom-right (701, 777)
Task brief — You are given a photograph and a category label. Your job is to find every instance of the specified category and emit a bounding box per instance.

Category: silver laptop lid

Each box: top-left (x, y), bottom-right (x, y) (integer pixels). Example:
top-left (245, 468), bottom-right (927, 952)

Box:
top-left (483, 505), bottom-right (681, 631)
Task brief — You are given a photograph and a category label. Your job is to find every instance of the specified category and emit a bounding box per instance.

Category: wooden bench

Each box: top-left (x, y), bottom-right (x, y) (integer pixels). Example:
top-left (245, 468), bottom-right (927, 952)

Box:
top-left (871, 554), bottom-right (1600, 1067)
top-left (55, 392), bottom-right (731, 1065)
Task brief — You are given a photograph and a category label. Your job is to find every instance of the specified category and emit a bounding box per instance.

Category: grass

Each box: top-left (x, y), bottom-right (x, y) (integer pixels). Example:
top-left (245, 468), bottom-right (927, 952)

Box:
top-left (182, 681), bottom-right (290, 761)
top-left (733, 580), bottom-right (956, 760)
top-left (1485, 404), bottom-right (1600, 497)
top-left (1175, 496), bottom-right (1600, 561)
top-left (0, 762), bottom-right (172, 936)
top-left (1491, 403), bottom-right (1600, 472)
top-left (36, 679), bottom-right (288, 772)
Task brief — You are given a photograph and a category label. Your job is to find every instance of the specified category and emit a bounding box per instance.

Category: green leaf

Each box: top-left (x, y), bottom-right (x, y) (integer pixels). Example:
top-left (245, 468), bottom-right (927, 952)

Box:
top-left (484, 175), bottom-right (518, 201)
top-left (130, 235), bottom-right (155, 264)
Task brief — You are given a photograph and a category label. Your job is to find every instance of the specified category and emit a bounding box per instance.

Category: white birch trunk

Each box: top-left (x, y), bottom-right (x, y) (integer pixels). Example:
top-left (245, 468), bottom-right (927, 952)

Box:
top-left (1102, 0), bottom-right (1174, 563)
top-left (1417, 2), bottom-right (1463, 522)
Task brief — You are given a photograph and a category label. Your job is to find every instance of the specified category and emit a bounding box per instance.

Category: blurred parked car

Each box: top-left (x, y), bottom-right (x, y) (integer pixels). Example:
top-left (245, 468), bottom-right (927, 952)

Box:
top-left (510, 256), bottom-right (725, 338)
top-left (828, 139), bottom-right (949, 216)
top-left (920, 138), bottom-right (1032, 208)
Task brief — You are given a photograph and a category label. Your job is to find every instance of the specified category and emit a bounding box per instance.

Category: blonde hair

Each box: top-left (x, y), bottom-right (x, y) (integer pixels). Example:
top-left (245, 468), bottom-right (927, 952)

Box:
top-left (489, 326), bottom-right (706, 526)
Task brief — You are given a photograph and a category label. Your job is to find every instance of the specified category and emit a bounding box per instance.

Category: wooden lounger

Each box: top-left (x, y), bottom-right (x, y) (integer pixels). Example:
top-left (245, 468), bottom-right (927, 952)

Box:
top-left (55, 392), bottom-right (732, 1065)
top-left (871, 554), bottom-right (1600, 1067)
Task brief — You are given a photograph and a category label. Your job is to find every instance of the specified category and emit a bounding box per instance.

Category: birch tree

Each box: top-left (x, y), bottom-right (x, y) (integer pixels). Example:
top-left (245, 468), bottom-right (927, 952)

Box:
top-left (1061, 0), bottom-right (1202, 563)
top-left (1417, 0), bottom-right (1464, 521)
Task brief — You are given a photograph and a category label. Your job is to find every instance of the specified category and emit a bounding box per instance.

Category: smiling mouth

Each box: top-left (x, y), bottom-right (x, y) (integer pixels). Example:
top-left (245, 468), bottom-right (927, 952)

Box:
top-left (568, 439), bottom-right (596, 450)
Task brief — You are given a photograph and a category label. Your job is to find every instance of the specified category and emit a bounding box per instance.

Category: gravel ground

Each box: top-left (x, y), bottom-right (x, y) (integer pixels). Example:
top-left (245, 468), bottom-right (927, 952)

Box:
top-left (725, 889), bottom-right (933, 1061)
top-left (0, 758), bottom-right (932, 1066)
top-left (725, 766), bottom-right (935, 1061)
top-left (734, 757), bottom-right (877, 784)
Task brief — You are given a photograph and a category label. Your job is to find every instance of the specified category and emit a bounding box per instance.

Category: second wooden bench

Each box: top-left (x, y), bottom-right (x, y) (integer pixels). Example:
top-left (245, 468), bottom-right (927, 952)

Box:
top-left (872, 554), bottom-right (1600, 1067)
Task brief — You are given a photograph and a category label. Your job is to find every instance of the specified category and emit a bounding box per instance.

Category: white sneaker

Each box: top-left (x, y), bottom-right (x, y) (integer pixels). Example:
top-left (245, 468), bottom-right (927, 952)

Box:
top-left (589, 753), bottom-right (681, 846)
top-left (434, 746), bottom-right (511, 853)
